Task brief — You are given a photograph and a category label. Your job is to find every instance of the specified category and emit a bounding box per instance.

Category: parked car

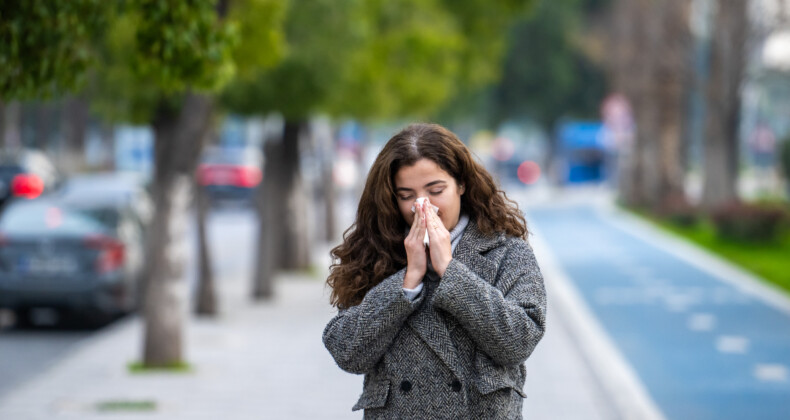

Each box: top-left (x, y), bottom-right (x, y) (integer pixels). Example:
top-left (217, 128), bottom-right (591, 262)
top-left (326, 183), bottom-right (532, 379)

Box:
top-left (55, 172), bottom-right (154, 232)
top-left (198, 145), bottom-right (262, 205)
top-left (0, 193), bottom-right (146, 327)
top-left (0, 149), bottom-right (61, 209)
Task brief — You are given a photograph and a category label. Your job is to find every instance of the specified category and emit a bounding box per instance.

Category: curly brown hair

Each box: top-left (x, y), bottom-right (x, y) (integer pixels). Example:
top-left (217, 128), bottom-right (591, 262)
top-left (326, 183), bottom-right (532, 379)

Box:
top-left (327, 123), bottom-right (527, 308)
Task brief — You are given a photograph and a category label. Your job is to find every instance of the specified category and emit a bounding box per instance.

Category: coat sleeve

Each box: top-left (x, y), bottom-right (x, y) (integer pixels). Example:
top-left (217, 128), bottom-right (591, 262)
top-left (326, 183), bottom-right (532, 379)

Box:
top-left (322, 268), bottom-right (424, 374)
top-left (432, 239), bottom-right (546, 366)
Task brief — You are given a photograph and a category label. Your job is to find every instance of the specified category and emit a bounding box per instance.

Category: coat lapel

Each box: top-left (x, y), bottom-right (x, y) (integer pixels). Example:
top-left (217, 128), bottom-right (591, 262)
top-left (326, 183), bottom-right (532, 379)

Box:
top-left (452, 220), bottom-right (504, 285)
top-left (406, 220), bottom-right (505, 378)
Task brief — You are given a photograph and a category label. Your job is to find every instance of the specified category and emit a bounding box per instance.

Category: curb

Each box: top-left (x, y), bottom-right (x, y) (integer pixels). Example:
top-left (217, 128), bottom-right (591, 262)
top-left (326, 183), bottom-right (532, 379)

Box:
top-left (527, 218), bottom-right (667, 420)
top-left (601, 204), bottom-right (790, 316)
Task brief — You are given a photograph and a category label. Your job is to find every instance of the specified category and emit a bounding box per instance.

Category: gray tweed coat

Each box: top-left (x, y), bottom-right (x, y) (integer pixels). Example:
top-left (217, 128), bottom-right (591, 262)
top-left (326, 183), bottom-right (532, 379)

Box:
top-left (323, 221), bottom-right (547, 419)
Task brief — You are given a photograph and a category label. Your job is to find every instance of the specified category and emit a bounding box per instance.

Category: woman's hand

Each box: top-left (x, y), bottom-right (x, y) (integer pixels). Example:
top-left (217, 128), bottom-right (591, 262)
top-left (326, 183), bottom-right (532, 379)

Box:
top-left (403, 201), bottom-right (428, 289)
top-left (425, 200), bottom-right (452, 277)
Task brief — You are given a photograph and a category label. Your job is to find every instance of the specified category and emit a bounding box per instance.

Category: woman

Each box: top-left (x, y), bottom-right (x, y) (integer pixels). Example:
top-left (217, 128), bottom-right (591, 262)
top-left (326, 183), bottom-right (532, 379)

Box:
top-left (323, 123), bottom-right (546, 419)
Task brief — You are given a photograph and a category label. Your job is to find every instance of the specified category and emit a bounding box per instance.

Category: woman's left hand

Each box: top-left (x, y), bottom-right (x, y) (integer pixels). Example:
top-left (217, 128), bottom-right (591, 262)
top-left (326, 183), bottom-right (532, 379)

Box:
top-left (425, 201), bottom-right (452, 277)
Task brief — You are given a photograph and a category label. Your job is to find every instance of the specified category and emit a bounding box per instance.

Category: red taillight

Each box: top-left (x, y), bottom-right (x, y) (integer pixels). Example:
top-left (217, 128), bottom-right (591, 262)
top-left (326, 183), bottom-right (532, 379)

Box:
top-left (11, 174), bottom-right (45, 199)
top-left (197, 164), bottom-right (213, 186)
top-left (198, 165), bottom-right (261, 188)
top-left (84, 235), bottom-right (125, 274)
top-left (236, 166), bottom-right (262, 188)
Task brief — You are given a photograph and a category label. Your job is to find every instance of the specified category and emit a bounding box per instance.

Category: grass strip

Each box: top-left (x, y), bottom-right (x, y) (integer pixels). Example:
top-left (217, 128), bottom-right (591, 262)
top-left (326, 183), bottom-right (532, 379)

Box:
top-left (127, 360), bottom-right (193, 374)
top-left (95, 400), bottom-right (157, 412)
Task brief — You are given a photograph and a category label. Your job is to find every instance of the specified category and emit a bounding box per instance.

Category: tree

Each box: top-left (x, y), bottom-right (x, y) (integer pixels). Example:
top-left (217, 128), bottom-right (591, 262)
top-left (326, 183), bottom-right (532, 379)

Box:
top-left (700, 0), bottom-right (748, 209)
top-left (222, 0), bottom-right (534, 300)
top-left (88, 0), bottom-right (283, 367)
top-left (1, 0), bottom-right (285, 367)
top-left (0, 0), bottom-right (109, 151)
top-left (486, 0), bottom-right (607, 135)
top-left (604, 0), bottom-right (691, 209)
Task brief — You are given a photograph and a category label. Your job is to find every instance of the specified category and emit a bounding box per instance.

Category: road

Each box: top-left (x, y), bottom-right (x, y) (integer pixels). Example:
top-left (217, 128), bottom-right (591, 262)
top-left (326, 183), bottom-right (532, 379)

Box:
top-left (0, 205), bottom-right (257, 401)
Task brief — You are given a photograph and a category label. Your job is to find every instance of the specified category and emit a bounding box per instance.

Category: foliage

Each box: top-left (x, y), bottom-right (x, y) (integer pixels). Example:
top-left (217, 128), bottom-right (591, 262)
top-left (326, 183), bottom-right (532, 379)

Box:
top-left (439, 0), bottom-right (532, 90)
top-left (485, 0), bottom-right (606, 129)
top-left (0, 0), bottom-right (111, 100)
top-left (90, 0), bottom-right (284, 124)
top-left (131, 0), bottom-right (237, 93)
top-left (229, 0), bottom-right (287, 81)
top-left (221, 0), bottom-right (365, 119)
top-left (709, 201), bottom-right (789, 243)
top-left (334, 0), bottom-right (465, 119)
top-left (222, 0), bottom-right (535, 122)
top-left (88, 12), bottom-right (162, 124)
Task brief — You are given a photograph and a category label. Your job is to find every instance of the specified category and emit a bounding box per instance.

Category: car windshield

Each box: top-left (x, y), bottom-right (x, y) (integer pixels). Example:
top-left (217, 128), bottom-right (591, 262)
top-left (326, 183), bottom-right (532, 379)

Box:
top-left (202, 147), bottom-right (261, 166)
top-left (0, 203), bottom-right (109, 235)
top-left (79, 208), bottom-right (121, 228)
top-left (0, 165), bottom-right (22, 180)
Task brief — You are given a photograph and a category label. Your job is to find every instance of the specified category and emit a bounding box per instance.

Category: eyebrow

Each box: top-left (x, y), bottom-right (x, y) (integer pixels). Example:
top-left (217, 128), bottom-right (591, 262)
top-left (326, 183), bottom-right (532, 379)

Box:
top-left (395, 180), bottom-right (447, 192)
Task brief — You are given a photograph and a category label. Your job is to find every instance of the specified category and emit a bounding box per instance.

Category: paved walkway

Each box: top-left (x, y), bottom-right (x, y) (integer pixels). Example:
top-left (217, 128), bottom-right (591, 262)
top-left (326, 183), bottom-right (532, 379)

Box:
top-left (0, 240), bottom-right (620, 419)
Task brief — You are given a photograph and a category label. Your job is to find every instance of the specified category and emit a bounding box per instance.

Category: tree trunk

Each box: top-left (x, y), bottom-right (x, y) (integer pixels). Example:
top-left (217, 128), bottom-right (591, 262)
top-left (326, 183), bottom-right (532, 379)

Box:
top-left (252, 119), bottom-right (311, 300)
top-left (280, 120), bottom-right (311, 269)
top-left (323, 155), bottom-right (337, 242)
top-left (33, 102), bottom-right (54, 151)
top-left (142, 93), bottom-right (213, 367)
top-left (60, 96), bottom-right (89, 173)
top-left (315, 119), bottom-right (337, 242)
top-left (608, 0), bottom-right (650, 207)
top-left (654, 0), bottom-right (691, 207)
top-left (194, 167), bottom-right (217, 316)
top-left (99, 123), bottom-right (115, 170)
top-left (0, 101), bottom-right (4, 148)
top-left (2, 101), bottom-right (21, 151)
top-left (608, 0), bottom-right (690, 209)
top-left (701, 0), bottom-right (747, 209)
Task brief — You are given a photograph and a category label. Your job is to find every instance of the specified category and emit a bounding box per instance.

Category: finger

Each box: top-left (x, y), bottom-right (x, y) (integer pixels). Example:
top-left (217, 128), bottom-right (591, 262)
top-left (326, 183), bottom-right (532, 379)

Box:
top-left (426, 207), bottom-right (441, 231)
top-left (416, 208), bottom-right (427, 241)
top-left (409, 206), bottom-right (420, 232)
top-left (406, 203), bottom-right (423, 240)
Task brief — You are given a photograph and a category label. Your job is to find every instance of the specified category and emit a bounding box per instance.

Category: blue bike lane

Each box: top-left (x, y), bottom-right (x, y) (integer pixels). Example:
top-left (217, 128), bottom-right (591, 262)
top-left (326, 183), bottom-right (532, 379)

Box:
top-left (527, 204), bottom-right (790, 420)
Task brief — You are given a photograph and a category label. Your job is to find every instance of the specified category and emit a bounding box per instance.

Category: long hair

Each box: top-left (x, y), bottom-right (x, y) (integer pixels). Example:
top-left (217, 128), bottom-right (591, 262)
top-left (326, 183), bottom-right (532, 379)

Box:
top-left (327, 123), bottom-right (527, 308)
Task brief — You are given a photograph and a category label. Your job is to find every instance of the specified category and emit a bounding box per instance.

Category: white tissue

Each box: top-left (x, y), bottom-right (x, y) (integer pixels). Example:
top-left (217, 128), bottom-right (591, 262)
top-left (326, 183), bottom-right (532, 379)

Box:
top-left (411, 197), bottom-right (438, 246)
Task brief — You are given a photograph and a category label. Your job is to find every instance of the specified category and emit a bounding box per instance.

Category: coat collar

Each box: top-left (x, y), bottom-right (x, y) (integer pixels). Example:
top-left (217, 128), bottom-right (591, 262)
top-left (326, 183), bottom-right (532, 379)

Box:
top-left (407, 220), bottom-right (506, 379)
top-left (452, 220), bottom-right (504, 286)
top-left (453, 219), bottom-right (507, 259)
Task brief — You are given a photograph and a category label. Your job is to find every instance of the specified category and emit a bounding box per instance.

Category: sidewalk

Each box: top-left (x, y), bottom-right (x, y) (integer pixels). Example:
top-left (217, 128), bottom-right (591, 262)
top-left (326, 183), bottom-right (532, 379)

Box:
top-left (0, 207), bottom-right (621, 420)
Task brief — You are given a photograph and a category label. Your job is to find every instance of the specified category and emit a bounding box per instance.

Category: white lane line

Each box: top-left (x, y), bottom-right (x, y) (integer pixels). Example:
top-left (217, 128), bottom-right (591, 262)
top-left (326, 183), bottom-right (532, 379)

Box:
top-left (687, 313), bottom-right (716, 332)
top-left (529, 225), bottom-right (667, 420)
top-left (715, 336), bottom-right (750, 354)
top-left (754, 364), bottom-right (788, 382)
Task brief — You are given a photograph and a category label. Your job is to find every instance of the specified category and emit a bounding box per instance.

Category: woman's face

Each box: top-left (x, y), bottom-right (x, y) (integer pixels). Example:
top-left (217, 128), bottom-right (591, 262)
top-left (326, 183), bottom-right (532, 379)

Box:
top-left (394, 158), bottom-right (464, 230)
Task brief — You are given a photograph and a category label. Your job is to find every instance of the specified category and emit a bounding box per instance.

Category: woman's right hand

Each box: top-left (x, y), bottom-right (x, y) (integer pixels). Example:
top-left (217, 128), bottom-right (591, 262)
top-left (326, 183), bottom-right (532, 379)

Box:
top-left (403, 201), bottom-right (428, 289)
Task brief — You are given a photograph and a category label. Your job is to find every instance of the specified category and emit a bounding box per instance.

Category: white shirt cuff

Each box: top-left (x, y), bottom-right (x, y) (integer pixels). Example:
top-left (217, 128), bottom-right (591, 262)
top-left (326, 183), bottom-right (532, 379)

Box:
top-left (402, 283), bottom-right (424, 301)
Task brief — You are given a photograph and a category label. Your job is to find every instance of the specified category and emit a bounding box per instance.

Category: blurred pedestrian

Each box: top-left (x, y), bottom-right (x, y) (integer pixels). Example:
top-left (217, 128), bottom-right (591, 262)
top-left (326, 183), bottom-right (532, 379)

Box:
top-left (323, 123), bottom-right (547, 419)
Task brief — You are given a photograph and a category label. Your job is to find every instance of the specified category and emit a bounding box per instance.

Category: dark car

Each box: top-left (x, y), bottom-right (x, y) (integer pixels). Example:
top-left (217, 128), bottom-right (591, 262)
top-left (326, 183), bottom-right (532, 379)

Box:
top-left (55, 172), bottom-right (154, 231)
top-left (0, 149), bottom-right (61, 209)
top-left (0, 192), bottom-right (146, 327)
top-left (198, 146), bottom-right (262, 205)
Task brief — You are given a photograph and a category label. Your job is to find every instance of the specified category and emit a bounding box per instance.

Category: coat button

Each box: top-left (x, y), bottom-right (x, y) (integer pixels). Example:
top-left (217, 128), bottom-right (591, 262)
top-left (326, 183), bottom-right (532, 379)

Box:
top-left (400, 380), bottom-right (412, 392)
top-left (451, 380), bottom-right (462, 392)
